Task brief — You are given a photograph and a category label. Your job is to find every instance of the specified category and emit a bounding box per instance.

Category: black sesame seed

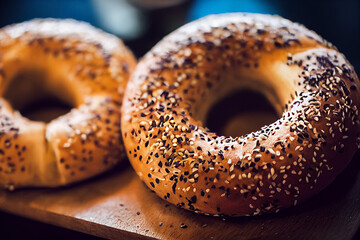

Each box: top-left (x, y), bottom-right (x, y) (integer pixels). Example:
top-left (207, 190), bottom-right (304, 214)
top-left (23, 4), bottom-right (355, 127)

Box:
top-left (180, 224), bottom-right (188, 229)
top-left (257, 29), bottom-right (266, 34)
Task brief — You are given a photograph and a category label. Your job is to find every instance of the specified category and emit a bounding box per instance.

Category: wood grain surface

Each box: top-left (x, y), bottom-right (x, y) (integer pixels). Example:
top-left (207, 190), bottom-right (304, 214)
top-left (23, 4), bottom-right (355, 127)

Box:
top-left (0, 152), bottom-right (359, 240)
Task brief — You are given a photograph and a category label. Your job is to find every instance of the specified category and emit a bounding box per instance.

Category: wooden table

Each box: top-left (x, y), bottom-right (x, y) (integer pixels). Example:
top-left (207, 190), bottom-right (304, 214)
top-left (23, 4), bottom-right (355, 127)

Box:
top-left (0, 152), bottom-right (359, 240)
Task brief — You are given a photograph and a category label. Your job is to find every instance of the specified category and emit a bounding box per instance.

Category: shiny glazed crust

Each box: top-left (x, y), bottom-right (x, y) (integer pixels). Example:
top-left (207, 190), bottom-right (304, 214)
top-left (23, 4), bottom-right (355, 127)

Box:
top-left (0, 19), bottom-right (136, 189)
top-left (121, 13), bottom-right (360, 216)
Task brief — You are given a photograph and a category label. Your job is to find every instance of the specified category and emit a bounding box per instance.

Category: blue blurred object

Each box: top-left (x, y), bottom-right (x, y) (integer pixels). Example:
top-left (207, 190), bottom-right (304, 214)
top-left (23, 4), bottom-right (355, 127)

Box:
top-left (188, 0), bottom-right (282, 20)
top-left (0, 0), bottom-right (145, 40)
top-left (0, 0), bottom-right (96, 25)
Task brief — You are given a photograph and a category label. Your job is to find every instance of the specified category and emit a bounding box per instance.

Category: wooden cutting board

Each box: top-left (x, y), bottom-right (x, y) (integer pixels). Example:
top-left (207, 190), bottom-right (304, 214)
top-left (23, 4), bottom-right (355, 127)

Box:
top-left (0, 152), bottom-right (359, 240)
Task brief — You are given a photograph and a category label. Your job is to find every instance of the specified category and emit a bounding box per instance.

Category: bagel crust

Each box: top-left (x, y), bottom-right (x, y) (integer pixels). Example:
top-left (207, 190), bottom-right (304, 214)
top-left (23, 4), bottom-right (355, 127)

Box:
top-left (0, 19), bottom-right (136, 189)
top-left (122, 13), bottom-right (360, 216)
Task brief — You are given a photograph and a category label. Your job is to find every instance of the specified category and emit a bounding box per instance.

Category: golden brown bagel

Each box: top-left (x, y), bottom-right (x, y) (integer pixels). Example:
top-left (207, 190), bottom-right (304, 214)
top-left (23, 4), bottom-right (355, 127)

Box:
top-left (0, 19), bottom-right (136, 189)
top-left (121, 13), bottom-right (360, 216)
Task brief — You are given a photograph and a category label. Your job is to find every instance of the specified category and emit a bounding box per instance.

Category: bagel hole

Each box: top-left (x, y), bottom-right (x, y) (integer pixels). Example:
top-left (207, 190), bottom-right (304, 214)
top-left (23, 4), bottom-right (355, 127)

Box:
top-left (206, 89), bottom-right (278, 137)
top-left (4, 70), bottom-right (73, 122)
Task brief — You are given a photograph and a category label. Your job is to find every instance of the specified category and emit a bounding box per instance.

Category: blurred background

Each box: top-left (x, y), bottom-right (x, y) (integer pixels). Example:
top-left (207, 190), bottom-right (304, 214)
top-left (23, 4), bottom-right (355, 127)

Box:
top-left (0, 0), bottom-right (359, 239)
top-left (0, 0), bottom-right (358, 71)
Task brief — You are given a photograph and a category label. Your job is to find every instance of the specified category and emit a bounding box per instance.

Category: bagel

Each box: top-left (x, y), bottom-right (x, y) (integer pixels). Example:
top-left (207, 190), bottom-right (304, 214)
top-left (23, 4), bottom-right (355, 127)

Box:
top-left (0, 19), bottom-right (136, 189)
top-left (121, 13), bottom-right (360, 216)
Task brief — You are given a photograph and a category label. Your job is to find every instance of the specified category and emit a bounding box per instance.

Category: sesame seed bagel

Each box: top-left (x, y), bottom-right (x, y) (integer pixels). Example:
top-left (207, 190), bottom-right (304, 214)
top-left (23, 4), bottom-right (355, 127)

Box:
top-left (0, 19), bottom-right (136, 189)
top-left (122, 13), bottom-right (360, 216)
